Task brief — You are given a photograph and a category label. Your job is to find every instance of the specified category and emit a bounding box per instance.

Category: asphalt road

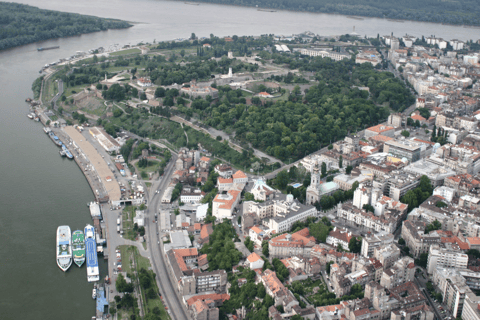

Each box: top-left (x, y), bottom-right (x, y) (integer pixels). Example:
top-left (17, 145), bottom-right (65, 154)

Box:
top-left (145, 155), bottom-right (191, 320)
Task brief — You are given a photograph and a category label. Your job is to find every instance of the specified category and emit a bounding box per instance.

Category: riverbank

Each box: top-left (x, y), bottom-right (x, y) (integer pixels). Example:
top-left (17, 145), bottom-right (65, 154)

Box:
top-left (167, 0), bottom-right (480, 27)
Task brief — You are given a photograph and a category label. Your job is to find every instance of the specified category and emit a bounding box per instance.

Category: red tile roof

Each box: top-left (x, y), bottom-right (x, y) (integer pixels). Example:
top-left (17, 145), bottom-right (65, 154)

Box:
top-left (247, 252), bottom-right (262, 263)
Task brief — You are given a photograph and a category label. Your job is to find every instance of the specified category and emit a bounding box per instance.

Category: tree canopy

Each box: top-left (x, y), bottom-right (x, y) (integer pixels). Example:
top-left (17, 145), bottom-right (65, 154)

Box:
top-left (0, 2), bottom-right (131, 51)
top-left (182, 0), bottom-right (480, 26)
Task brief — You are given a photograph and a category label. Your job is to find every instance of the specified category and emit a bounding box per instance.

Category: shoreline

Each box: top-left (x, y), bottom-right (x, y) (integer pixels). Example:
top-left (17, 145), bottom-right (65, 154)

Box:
top-left (168, 0), bottom-right (480, 28)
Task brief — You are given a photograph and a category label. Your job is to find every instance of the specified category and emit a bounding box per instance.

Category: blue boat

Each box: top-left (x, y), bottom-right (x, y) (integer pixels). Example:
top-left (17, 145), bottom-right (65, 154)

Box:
top-left (84, 224), bottom-right (99, 282)
top-left (52, 135), bottom-right (63, 147)
top-left (62, 144), bottom-right (74, 159)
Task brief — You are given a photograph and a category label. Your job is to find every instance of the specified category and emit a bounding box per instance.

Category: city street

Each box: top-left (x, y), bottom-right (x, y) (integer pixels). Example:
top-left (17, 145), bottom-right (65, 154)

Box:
top-left (144, 155), bottom-right (191, 320)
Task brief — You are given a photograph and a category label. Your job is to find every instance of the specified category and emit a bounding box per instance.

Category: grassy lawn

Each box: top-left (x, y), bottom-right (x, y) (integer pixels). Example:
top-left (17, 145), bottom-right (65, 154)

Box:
top-left (64, 83), bottom-right (90, 98)
top-left (110, 48), bottom-right (141, 56)
top-left (119, 245), bottom-right (134, 274)
top-left (118, 245), bottom-right (170, 320)
top-left (105, 66), bottom-right (133, 73)
top-left (135, 159), bottom-right (161, 173)
top-left (295, 278), bottom-right (335, 306)
top-left (122, 206), bottom-right (137, 241)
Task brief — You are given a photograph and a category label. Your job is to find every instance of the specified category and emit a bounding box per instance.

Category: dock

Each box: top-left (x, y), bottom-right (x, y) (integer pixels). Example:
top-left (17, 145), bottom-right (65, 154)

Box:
top-left (63, 126), bottom-right (121, 203)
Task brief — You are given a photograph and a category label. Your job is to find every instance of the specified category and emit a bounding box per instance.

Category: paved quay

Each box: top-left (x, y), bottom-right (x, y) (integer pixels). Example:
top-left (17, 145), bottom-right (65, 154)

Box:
top-left (63, 126), bottom-right (121, 202)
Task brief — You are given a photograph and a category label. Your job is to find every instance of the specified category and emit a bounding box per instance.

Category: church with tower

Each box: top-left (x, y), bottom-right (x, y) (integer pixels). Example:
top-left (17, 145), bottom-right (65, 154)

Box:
top-left (306, 165), bottom-right (339, 205)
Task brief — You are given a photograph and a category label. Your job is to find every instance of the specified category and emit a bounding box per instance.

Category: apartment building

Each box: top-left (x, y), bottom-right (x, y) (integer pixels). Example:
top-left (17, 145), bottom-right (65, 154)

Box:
top-left (360, 232), bottom-right (394, 258)
top-left (426, 244), bottom-right (468, 274)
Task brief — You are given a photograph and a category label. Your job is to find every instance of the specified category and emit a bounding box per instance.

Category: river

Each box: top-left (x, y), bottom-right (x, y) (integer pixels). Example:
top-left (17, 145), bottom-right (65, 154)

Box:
top-left (0, 0), bottom-right (478, 319)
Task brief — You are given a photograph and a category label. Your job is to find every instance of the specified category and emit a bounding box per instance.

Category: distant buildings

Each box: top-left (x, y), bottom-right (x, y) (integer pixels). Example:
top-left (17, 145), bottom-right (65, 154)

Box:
top-left (300, 48), bottom-right (350, 61)
top-left (244, 193), bottom-right (317, 234)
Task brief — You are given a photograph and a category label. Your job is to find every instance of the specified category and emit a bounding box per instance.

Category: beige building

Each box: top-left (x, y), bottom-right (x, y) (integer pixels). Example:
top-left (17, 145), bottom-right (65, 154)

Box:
top-left (401, 220), bottom-right (440, 258)
top-left (268, 228), bottom-right (315, 259)
top-left (212, 189), bottom-right (240, 220)
top-left (373, 244), bottom-right (400, 269)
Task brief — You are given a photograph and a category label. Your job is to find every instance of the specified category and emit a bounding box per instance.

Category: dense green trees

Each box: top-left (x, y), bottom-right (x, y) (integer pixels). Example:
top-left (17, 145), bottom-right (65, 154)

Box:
top-left (348, 237), bottom-right (362, 253)
top-left (194, 60), bottom-right (412, 162)
top-left (183, 0), bottom-right (480, 26)
top-left (200, 221), bottom-right (243, 271)
top-left (425, 220), bottom-right (442, 234)
top-left (400, 176), bottom-right (433, 212)
top-left (0, 3), bottom-right (131, 51)
top-left (415, 253), bottom-right (429, 268)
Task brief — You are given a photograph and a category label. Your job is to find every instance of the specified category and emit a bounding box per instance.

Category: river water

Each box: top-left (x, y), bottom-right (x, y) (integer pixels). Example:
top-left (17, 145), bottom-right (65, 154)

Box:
top-left (0, 0), bottom-right (479, 319)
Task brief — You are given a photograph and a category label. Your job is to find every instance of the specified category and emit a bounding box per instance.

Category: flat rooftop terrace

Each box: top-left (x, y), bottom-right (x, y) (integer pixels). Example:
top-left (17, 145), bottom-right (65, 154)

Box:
top-left (64, 126), bottom-right (121, 201)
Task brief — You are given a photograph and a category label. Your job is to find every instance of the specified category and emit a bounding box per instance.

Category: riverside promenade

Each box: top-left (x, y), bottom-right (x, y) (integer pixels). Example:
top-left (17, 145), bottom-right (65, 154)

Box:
top-left (63, 126), bottom-right (121, 202)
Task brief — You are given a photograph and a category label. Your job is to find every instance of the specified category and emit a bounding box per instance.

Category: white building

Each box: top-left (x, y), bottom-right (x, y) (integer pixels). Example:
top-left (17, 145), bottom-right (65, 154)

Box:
top-left (212, 189), bottom-right (240, 220)
top-left (300, 48), bottom-right (350, 61)
top-left (250, 178), bottom-right (276, 201)
top-left (433, 186), bottom-right (456, 202)
top-left (244, 194), bottom-right (317, 234)
top-left (326, 227), bottom-right (353, 251)
top-left (137, 77), bottom-right (152, 87)
top-left (427, 245), bottom-right (468, 274)
top-left (180, 187), bottom-right (204, 203)
top-left (246, 252), bottom-right (264, 270)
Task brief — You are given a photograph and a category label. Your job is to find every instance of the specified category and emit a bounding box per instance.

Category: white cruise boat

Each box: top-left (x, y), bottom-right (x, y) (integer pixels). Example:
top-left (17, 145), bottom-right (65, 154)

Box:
top-left (56, 226), bottom-right (72, 272)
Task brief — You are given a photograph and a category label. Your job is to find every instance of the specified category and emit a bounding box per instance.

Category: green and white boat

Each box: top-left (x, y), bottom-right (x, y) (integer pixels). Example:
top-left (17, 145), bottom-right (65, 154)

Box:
top-left (72, 230), bottom-right (86, 267)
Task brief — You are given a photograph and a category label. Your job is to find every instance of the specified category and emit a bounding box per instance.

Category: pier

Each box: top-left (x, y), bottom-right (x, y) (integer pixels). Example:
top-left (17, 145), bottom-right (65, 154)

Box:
top-left (63, 126), bottom-right (121, 203)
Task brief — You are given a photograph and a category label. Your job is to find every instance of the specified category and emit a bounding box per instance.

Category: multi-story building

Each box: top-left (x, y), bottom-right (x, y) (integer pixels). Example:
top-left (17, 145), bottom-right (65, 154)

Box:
top-left (326, 228), bottom-right (355, 251)
top-left (404, 160), bottom-right (456, 187)
top-left (244, 194), bottom-right (317, 234)
top-left (261, 269), bottom-right (299, 308)
top-left (250, 178), bottom-right (276, 201)
top-left (214, 164), bottom-right (233, 178)
top-left (379, 256), bottom-right (415, 289)
top-left (384, 171), bottom-right (420, 201)
top-left (427, 244), bottom-right (468, 274)
top-left (337, 201), bottom-right (405, 234)
top-left (361, 232), bottom-right (394, 258)
top-left (462, 291), bottom-right (480, 320)
top-left (401, 220), bottom-right (441, 258)
top-left (268, 228), bottom-right (316, 259)
top-left (432, 267), bottom-right (471, 318)
top-left (300, 48), bottom-right (350, 61)
top-left (212, 189), bottom-right (240, 220)
top-left (365, 125), bottom-right (395, 139)
top-left (180, 186), bottom-right (205, 203)
top-left (195, 270), bottom-right (227, 293)
top-left (384, 139), bottom-right (422, 163)
top-left (373, 244), bottom-right (400, 269)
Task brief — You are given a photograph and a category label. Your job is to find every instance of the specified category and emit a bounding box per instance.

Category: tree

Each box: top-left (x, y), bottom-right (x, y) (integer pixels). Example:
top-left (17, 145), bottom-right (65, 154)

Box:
top-left (275, 170), bottom-right (289, 190)
top-left (244, 192), bottom-right (255, 201)
top-left (398, 238), bottom-right (405, 245)
top-left (401, 130), bottom-right (410, 137)
top-left (348, 237), bottom-right (362, 253)
top-left (326, 261), bottom-right (334, 274)
top-left (262, 240), bottom-right (269, 257)
top-left (425, 220), bottom-right (441, 234)
top-left (191, 32), bottom-right (196, 40)
top-left (415, 252), bottom-right (429, 268)
top-left (237, 216), bottom-right (241, 224)
top-left (244, 236), bottom-right (254, 252)
top-left (321, 162), bottom-right (327, 176)
top-left (339, 155), bottom-right (343, 168)
top-left (362, 204), bottom-right (374, 213)
top-left (155, 87), bottom-right (165, 98)
top-left (346, 165), bottom-right (353, 175)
